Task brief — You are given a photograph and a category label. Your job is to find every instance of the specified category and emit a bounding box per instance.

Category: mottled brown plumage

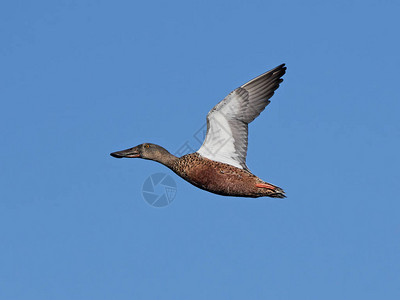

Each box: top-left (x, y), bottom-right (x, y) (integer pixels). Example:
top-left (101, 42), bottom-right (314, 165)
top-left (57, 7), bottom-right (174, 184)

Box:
top-left (171, 152), bottom-right (284, 198)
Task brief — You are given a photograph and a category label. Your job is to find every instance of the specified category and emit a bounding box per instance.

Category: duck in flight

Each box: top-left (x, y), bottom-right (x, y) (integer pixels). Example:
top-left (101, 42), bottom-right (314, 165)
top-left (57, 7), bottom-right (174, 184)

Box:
top-left (111, 64), bottom-right (286, 198)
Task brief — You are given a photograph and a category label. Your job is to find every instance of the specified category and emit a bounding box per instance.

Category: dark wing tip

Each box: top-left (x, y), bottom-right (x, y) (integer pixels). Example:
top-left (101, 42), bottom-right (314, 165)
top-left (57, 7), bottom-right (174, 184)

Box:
top-left (271, 63), bottom-right (286, 73)
top-left (241, 63), bottom-right (287, 89)
top-left (272, 63), bottom-right (287, 80)
top-left (274, 63), bottom-right (287, 77)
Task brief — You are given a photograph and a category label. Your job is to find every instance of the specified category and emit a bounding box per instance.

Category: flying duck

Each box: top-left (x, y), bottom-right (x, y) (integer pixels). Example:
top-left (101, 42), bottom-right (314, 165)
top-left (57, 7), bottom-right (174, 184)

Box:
top-left (111, 64), bottom-right (286, 198)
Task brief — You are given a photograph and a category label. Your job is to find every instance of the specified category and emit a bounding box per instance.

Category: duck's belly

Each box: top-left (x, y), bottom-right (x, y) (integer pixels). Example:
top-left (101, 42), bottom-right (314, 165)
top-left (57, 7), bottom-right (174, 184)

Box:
top-left (178, 163), bottom-right (258, 197)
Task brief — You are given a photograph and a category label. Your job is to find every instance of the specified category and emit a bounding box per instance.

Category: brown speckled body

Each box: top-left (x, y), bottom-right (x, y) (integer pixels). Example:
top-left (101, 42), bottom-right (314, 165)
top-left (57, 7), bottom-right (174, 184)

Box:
top-left (169, 153), bottom-right (284, 198)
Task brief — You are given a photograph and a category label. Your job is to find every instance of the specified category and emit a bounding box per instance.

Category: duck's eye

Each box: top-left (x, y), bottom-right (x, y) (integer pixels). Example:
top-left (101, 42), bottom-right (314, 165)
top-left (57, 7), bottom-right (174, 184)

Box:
top-left (145, 144), bottom-right (150, 148)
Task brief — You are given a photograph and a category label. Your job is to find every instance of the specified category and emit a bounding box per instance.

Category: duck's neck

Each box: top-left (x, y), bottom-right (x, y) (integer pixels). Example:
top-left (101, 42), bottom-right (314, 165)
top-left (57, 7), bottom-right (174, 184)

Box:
top-left (149, 148), bottom-right (178, 169)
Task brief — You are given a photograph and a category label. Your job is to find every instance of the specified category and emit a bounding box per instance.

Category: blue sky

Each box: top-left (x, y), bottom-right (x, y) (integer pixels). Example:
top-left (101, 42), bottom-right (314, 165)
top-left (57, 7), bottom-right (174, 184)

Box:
top-left (1, 0), bottom-right (399, 299)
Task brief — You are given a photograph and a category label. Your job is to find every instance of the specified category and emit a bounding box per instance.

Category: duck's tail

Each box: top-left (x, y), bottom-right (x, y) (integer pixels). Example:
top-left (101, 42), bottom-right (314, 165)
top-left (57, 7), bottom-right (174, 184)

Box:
top-left (269, 187), bottom-right (286, 198)
top-left (255, 183), bottom-right (286, 198)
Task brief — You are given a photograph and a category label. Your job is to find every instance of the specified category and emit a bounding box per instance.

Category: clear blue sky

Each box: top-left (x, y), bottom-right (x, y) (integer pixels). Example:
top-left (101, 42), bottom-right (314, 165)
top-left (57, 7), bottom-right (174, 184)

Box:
top-left (1, 0), bottom-right (399, 299)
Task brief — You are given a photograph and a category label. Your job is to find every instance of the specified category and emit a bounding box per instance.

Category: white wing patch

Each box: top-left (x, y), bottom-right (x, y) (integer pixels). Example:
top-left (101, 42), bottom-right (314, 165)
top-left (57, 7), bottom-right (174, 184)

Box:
top-left (196, 64), bottom-right (286, 170)
top-left (197, 111), bottom-right (243, 169)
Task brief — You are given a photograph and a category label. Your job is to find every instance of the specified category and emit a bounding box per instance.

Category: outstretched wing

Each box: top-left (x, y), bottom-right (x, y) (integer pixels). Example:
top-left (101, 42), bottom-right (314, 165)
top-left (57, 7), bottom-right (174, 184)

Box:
top-left (196, 64), bottom-right (286, 170)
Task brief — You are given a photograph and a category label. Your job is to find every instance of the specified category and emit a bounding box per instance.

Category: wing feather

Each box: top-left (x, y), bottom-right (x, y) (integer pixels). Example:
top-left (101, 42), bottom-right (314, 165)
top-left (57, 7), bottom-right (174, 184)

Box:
top-left (197, 64), bottom-right (286, 170)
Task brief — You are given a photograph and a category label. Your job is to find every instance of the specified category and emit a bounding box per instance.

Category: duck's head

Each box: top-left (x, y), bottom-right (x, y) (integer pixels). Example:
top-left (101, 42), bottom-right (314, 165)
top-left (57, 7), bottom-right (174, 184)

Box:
top-left (110, 143), bottom-right (172, 162)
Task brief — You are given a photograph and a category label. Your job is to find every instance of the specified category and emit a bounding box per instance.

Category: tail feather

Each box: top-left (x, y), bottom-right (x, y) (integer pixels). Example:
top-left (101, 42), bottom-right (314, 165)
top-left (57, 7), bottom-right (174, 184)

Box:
top-left (270, 187), bottom-right (286, 198)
